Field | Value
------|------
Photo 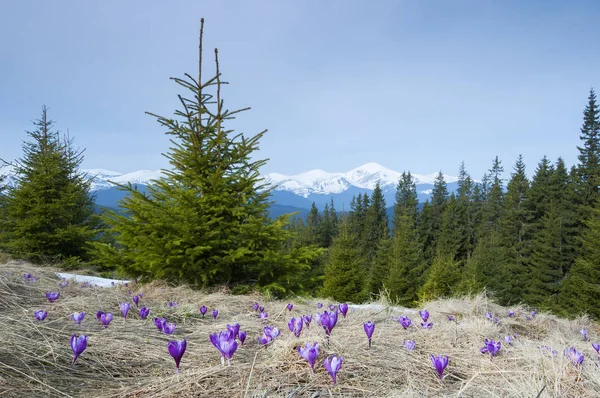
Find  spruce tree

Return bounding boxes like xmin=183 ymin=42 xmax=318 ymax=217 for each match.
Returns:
xmin=321 ymin=216 xmax=367 ymax=302
xmin=306 ymin=202 xmax=321 ymax=246
xmin=89 ymin=21 xmax=320 ymax=294
xmin=455 ymin=162 xmax=475 ymax=261
xmin=419 ymin=171 xmax=448 ymax=262
xmin=392 ymin=171 xmax=418 ymax=233
xmin=558 ymin=206 xmax=600 ymax=318
xmin=364 ymin=182 xmax=389 ymax=261
xmin=496 ymin=155 xmax=532 ymax=304
xmin=0 ymin=107 xmax=95 ymax=262
xmin=386 ymin=211 xmax=424 ymax=306
xmin=419 ymin=195 xmax=462 ymax=300
xmin=575 ymin=88 xmax=600 ymax=209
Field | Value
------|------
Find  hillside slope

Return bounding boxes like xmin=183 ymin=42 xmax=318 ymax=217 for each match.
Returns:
xmin=1 ymin=261 xmax=599 ymax=397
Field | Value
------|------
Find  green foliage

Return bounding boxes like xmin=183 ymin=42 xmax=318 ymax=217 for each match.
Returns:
xmin=89 ymin=23 xmax=320 ymax=296
xmin=558 ymin=207 xmax=600 ymax=318
xmin=321 ymin=217 xmax=367 ymax=303
xmin=0 ymin=107 xmax=96 ymax=263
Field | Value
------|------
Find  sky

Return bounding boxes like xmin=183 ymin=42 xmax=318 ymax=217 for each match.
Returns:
xmin=1 ymin=0 xmax=599 ymax=180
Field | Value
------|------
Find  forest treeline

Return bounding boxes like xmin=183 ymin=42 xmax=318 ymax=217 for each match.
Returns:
xmin=0 ymin=24 xmax=599 ymax=317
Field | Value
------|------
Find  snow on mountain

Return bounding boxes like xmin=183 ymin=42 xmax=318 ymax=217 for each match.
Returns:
xmin=263 ymin=162 xmax=458 ymax=197
xmin=2 ymin=163 xmax=459 ymax=198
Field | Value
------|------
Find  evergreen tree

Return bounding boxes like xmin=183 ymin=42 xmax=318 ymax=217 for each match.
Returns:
xmin=306 ymin=202 xmax=321 ymax=246
xmin=496 ymin=155 xmax=532 ymax=304
xmin=364 ymin=182 xmax=389 ymax=261
xmin=575 ymin=88 xmax=600 ymax=208
xmin=322 ymin=216 xmax=367 ymax=302
xmin=478 ymin=157 xmax=504 ymax=236
xmin=329 ymin=198 xmax=339 ymax=237
xmin=558 ymin=206 xmax=600 ymax=318
xmin=529 ymin=156 xmax=553 ymax=224
xmin=392 ymin=171 xmax=418 ymax=233
xmin=419 ymin=195 xmax=462 ymax=300
xmin=386 ymin=211 xmax=424 ymax=306
xmin=527 ymin=158 xmax=579 ymax=308
xmin=89 ymin=21 xmax=320 ymax=295
xmin=419 ymin=171 xmax=448 ymax=262
xmin=0 ymin=107 xmax=95 ymax=262
xmin=455 ymin=162 xmax=475 ymax=261
xmin=367 ymin=234 xmax=392 ymax=296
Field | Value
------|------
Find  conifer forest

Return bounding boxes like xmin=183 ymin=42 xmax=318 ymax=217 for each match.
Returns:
xmin=1 ymin=19 xmax=600 ymax=322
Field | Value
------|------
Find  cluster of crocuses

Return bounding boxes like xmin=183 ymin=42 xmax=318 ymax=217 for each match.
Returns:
xmin=209 ymin=324 xmax=246 ymax=366
xmin=297 ymin=341 xmax=343 ymax=384
xmin=258 ymin=325 xmax=280 ymax=346
xmin=154 ymin=317 xmax=177 ymax=334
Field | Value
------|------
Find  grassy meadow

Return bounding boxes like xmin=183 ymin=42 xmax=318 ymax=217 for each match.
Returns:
xmin=1 ymin=259 xmax=600 ymax=397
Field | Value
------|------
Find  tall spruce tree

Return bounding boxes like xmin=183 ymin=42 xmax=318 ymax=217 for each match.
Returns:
xmin=0 ymin=107 xmax=95 ymax=262
xmin=392 ymin=171 xmax=418 ymax=233
xmin=419 ymin=171 xmax=448 ymax=262
xmin=89 ymin=21 xmax=319 ymax=295
xmin=558 ymin=206 xmax=600 ymax=318
xmin=322 ymin=216 xmax=367 ymax=302
xmin=496 ymin=155 xmax=532 ymax=304
xmin=576 ymin=88 xmax=600 ymax=209
xmin=364 ymin=183 xmax=389 ymax=260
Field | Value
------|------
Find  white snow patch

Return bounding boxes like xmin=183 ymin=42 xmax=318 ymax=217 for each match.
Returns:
xmin=56 ymin=272 xmax=130 ymax=288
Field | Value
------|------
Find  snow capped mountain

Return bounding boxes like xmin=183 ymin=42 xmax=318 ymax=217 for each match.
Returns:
xmin=263 ymin=162 xmax=458 ymax=198
xmin=2 ymin=163 xmax=459 ymax=199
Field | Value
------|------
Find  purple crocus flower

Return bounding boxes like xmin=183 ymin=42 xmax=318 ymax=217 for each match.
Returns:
xmin=264 ymin=326 xmax=280 ymax=339
xmin=23 ymin=273 xmax=39 ymax=283
xmin=227 ymin=323 xmax=240 ymax=339
xmin=531 ymin=310 xmax=537 ymax=317
xmin=398 ymin=316 xmax=411 ymax=329
xmin=581 ymin=329 xmax=588 ymax=341
xmin=565 ymin=347 xmax=584 ymax=366
xmin=480 ymin=339 xmax=501 ymax=358
xmin=70 ymin=312 xmax=85 ymax=325
xmin=504 ymin=335 xmax=513 ymax=344
xmin=259 ymin=306 xmax=265 ymax=312
xmin=163 ymin=323 xmax=177 ymax=335
xmin=404 ymin=340 xmax=416 ymax=351
xmin=139 ymin=306 xmax=150 ymax=320
xmin=324 ymin=355 xmax=343 ymax=385
xmin=138 ymin=292 xmax=143 ymax=298
xmin=212 ymin=309 xmax=218 ymax=319
xmin=339 ymin=303 xmax=348 ymax=318
xmin=96 ymin=310 xmax=105 ymax=320
xmin=199 ymin=305 xmax=207 ymax=318
xmin=364 ymin=321 xmax=375 ymax=347
xmin=507 ymin=310 xmax=515 ymax=317
xmin=287 ymin=303 xmax=293 ymax=311
xmin=288 ymin=317 xmax=303 ymax=338
xmin=303 ymin=314 xmax=312 ymax=328
xmin=209 ymin=330 xmax=238 ymax=365
xmin=321 ymin=311 xmax=338 ymax=336
xmin=168 ymin=339 xmax=187 ymax=373
xmin=167 ymin=301 xmax=178 ymax=308
xmin=430 ymin=355 xmax=449 ymax=380
xmin=34 ymin=310 xmax=47 ymax=321
xmin=58 ymin=279 xmax=68 ymax=288
xmin=132 ymin=295 xmax=140 ymax=307
xmin=154 ymin=317 xmax=166 ymax=332
xmin=70 ymin=334 xmax=88 ymax=365
xmin=252 ymin=302 xmax=259 ymax=311
xmin=419 ymin=310 xmax=429 ymax=322
xmin=259 ymin=311 xmax=269 ymax=320
xmin=45 ymin=292 xmax=60 ymax=303
xmin=298 ymin=342 xmax=320 ymax=373
xmin=258 ymin=334 xmax=271 ymax=346
xmin=239 ymin=331 xmax=247 ymax=345
xmin=421 ymin=322 xmax=433 ymax=329
xmin=447 ymin=315 xmax=455 ymax=321
xmin=485 ymin=312 xmax=493 ymax=321
xmin=120 ymin=302 xmax=130 ymax=319
xmin=593 ymin=343 xmax=600 ymax=354
xmin=99 ymin=313 xmax=113 ymax=328
xmin=317 ymin=303 xmax=323 ymax=309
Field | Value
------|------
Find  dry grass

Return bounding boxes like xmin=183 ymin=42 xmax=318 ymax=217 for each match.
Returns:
xmin=1 ymin=261 xmax=600 ymax=397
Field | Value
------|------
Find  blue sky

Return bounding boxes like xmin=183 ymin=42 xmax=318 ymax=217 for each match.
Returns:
xmin=1 ymin=0 xmax=599 ymax=179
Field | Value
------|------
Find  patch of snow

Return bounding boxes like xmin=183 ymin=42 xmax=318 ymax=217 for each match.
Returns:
xmin=56 ymin=272 xmax=130 ymax=288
